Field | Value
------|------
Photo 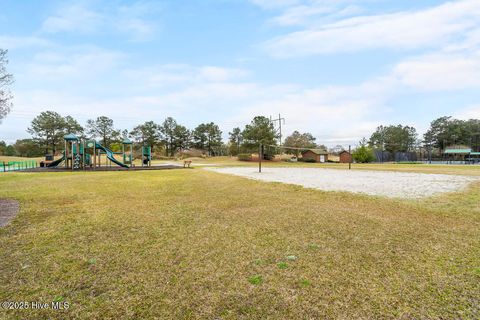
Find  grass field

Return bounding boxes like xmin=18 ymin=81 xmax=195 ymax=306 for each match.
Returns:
xmin=1 ymin=163 xmax=479 ymax=319
xmin=0 ymin=156 xmax=44 ymax=163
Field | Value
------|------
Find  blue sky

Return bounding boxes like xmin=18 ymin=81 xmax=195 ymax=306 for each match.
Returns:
xmin=1 ymin=0 xmax=479 ymax=146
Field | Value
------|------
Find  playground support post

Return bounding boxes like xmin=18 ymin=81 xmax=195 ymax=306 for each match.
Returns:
xmin=93 ymin=143 xmax=96 ymax=170
xmin=71 ymin=141 xmax=74 ymax=171
xmin=64 ymin=139 xmax=68 ymax=169
xmin=82 ymin=140 xmax=85 ymax=170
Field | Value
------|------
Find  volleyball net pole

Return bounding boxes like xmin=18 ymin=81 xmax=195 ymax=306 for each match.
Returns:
xmin=258 ymin=143 xmax=262 ymax=173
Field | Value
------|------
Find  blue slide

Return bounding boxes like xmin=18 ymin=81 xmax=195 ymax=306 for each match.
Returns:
xmin=95 ymin=143 xmax=129 ymax=168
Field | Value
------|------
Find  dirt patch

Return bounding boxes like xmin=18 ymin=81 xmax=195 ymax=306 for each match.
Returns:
xmin=0 ymin=199 xmax=20 ymax=227
xmin=205 ymin=167 xmax=478 ymax=199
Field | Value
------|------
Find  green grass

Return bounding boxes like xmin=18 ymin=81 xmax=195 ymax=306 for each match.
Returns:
xmin=0 ymin=156 xmax=44 ymax=163
xmin=0 ymin=166 xmax=479 ymax=319
xmin=248 ymin=275 xmax=263 ymax=285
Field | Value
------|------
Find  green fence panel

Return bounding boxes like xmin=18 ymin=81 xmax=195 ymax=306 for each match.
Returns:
xmin=0 ymin=160 xmax=37 ymax=172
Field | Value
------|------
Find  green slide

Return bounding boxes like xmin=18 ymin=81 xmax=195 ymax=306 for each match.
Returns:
xmin=47 ymin=154 xmax=65 ymax=167
xmin=95 ymin=143 xmax=129 ymax=168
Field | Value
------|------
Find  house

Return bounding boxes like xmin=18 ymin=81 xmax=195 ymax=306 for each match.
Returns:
xmin=301 ymin=149 xmax=328 ymax=163
xmin=339 ymin=150 xmax=352 ymax=163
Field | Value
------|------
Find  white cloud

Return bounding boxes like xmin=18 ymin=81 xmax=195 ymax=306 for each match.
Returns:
xmin=23 ymin=46 xmax=125 ymax=80
xmin=199 ymin=66 xmax=248 ymax=82
xmin=393 ymin=51 xmax=480 ymax=91
xmin=227 ymin=77 xmax=395 ymax=144
xmin=263 ymin=0 xmax=480 ymax=57
xmin=40 ymin=2 xmax=158 ymax=41
xmin=116 ymin=2 xmax=159 ymax=41
xmin=0 ymin=36 xmax=51 ymax=49
xmin=269 ymin=1 xmax=364 ymax=27
xmin=41 ymin=4 xmax=103 ymax=34
xmin=270 ymin=4 xmax=335 ymax=26
xmin=249 ymin=0 xmax=301 ymax=10
xmin=123 ymin=64 xmax=249 ymax=88
xmin=455 ymin=105 xmax=480 ymax=120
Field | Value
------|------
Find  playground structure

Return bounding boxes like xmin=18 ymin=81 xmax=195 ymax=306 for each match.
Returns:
xmin=122 ymin=138 xmax=134 ymax=166
xmin=0 ymin=134 xmax=185 ymax=173
xmin=142 ymin=146 xmax=152 ymax=167
xmin=45 ymin=134 xmax=148 ymax=170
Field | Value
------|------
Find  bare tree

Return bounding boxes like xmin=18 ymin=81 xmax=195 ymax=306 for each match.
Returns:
xmin=86 ymin=116 xmax=120 ymax=147
xmin=0 ymin=49 xmax=13 ymax=122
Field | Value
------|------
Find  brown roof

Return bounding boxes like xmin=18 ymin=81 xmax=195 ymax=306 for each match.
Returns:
xmin=301 ymin=149 xmax=328 ymax=155
xmin=339 ymin=150 xmax=351 ymax=155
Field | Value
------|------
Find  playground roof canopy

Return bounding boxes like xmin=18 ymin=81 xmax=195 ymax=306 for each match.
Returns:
xmin=444 ymin=148 xmax=472 ymax=154
xmin=122 ymin=138 xmax=133 ymax=145
xmin=64 ymin=133 xmax=79 ymax=141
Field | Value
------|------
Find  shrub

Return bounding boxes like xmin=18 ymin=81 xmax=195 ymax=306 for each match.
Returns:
xmin=238 ymin=153 xmax=252 ymax=161
xmin=353 ymin=145 xmax=375 ymax=163
xmin=299 ymin=158 xmax=316 ymax=163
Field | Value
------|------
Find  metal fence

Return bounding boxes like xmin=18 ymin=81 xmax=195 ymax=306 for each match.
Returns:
xmin=370 ymin=149 xmax=480 ymax=164
xmin=1 ymin=161 xmax=37 ymax=172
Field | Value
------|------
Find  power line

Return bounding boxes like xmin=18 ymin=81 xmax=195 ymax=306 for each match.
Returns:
xmin=269 ymin=114 xmax=285 ymax=145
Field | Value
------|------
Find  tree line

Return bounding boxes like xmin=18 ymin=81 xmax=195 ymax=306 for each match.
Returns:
xmin=352 ymin=117 xmax=480 ymax=162
xmin=1 ymin=110 xmax=479 ymax=161
xmin=14 ymin=111 xmax=223 ymax=157
xmin=1 ymin=113 xmax=323 ymax=158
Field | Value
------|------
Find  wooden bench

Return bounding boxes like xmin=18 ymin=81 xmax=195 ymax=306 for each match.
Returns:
xmin=183 ymin=160 xmax=192 ymax=168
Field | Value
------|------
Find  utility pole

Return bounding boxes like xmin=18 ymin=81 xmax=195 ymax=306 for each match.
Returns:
xmin=270 ymin=114 xmax=285 ymax=145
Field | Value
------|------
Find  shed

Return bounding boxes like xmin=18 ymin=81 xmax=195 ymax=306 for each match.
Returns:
xmin=301 ymin=149 xmax=328 ymax=163
xmin=339 ymin=150 xmax=352 ymax=163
